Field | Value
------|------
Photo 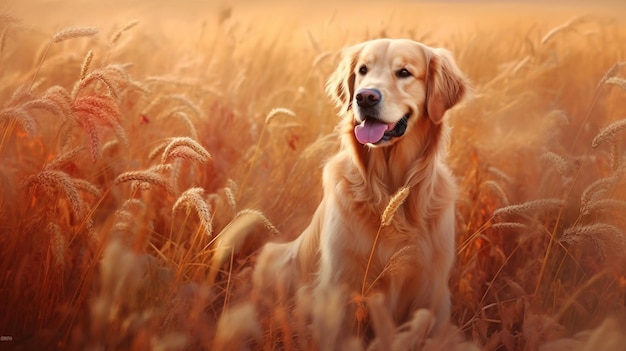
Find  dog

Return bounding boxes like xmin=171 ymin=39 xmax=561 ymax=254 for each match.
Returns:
xmin=253 ymin=38 xmax=469 ymax=344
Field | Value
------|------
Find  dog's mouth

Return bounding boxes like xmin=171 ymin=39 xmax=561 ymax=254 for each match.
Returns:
xmin=354 ymin=112 xmax=410 ymax=145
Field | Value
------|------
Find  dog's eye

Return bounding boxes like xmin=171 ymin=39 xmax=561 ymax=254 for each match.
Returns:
xmin=397 ymin=68 xmax=412 ymax=78
xmin=358 ymin=65 xmax=368 ymax=75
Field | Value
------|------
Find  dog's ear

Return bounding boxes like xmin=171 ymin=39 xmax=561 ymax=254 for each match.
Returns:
xmin=425 ymin=48 xmax=469 ymax=124
xmin=326 ymin=44 xmax=363 ymax=114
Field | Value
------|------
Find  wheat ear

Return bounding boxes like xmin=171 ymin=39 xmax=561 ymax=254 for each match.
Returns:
xmin=0 ymin=107 xmax=38 ymax=137
xmin=592 ymin=118 xmax=626 ymax=148
xmin=265 ymin=107 xmax=296 ymax=124
xmin=115 ymin=170 xmax=176 ymax=195
xmin=487 ymin=167 xmax=513 ymax=184
xmin=27 ymin=170 xmax=84 ymax=219
xmin=561 ymin=223 xmax=626 ymax=263
xmin=580 ymin=176 xmax=616 ymax=211
xmin=368 ymin=245 xmax=417 ymax=294
xmin=52 ymin=26 xmax=98 ymax=43
xmin=381 ymin=187 xmax=410 ymax=226
xmin=361 ymin=186 xmax=411 ymax=307
xmin=30 ymin=27 xmax=99 ymax=89
xmin=80 ymin=50 xmax=94 ymax=81
xmin=483 ymin=180 xmax=510 ymax=206
xmin=44 ymin=147 xmax=85 ymax=170
xmin=172 ymin=187 xmax=213 ymax=237
xmin=581 ymin=199 xmax=626 ymax=216
xmin=160 ymin=137 xmax=211 ymax=164
xmin=540 ymin=16 xmax=588 ymax=47
xmin=110 ymin=20 xmax=139 ymax=45
xmin=493 ymin=198 xmax=565 ymax=220
xmin=541 ymin=151 xmax=571 ymax=178
xmin=604 ymin=77 xmax=626 ymax=91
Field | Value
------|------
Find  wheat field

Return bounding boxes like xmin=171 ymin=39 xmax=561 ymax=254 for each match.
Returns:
xmin=1 ymin=0 xmax=626 ymax=350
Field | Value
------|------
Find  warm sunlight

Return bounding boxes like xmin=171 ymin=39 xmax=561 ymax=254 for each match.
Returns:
xmin=1 ymin=1 xmax=626 ymax=350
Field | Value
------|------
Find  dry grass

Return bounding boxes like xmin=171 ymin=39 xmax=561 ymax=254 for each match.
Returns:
xmin=1 ymin=0 xmax=626 ymax=350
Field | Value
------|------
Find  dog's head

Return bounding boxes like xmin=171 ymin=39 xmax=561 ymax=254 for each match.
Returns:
xmin=326 ymin=39 xmax=469 ymax=149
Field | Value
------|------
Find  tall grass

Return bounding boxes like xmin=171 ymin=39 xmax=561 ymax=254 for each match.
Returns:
xmin=1 ymin=1 xmax=626 ymax=350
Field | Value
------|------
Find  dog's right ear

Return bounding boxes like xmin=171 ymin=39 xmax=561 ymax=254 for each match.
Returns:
xmin=326 ymin=44 xmax=363 ymax=114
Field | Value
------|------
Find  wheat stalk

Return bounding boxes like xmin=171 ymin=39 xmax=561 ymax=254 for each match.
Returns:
xmin=27 ymin=170 xmax=84 ymax=219
xmin=360 ymin=186 xmax=411 ymax=310
xmin=169 ymin=95 xmax=203 ymax=118
xmin=172 ymin=187 xmax=213 ymax=237
xmin=592 ymin=118 xmax=626 ymax=148
xmin=42 ymin=86 xmax=73 ymax=121
xmin=148 ymin=142 xmax=168 ymax=161
xmin=52 ymin=26 xmax=98 ymax=43
xmin=110 ymin=20 xmax=139 ymax=45
xmin=80 ymin=50 xmax=94 ymax=81
xmin=115 ymin=170 xmax=176 ymax=195
xmin=76 ymin=110 xmax=100 ymax=161
xmin=164 ymin=146 xmax=208 ymax=164
xmin=72 ymin=64 xmax=134 ymax=101
xmin=265 ymin=107 xmax=296 ymax=124
xmin=598 ymin=62 xmax=625 ymax=87
xmin=482 ymin=180 xmax=510 ymax=206
xmin=370 ymin=245 xmax=417 ymax=293
xmin=561 ymin=223 xmax=626 ymax=263
xmin=73 ymin=178 xmax=103 ymax=199
xmin=170 ymin=110 xmax=198 ymax=140
xmin=580 ymin=176 xmax=616 ymax=211
xmin=0 ymin=107 xmax=38 ymax=137
xmin=487 ymin=167 xmax=513 ymax=184
xmin=540 ymin=16 xmax=588 ymax=47
xmin=381 ymin=187 xmax=410 ymax=226
xmin=581 ymin=199 xmax=626 ymax=216
xmin=491 ymin=222 xmax=528 ymax=230
xmin=29 ymin=27 xmax=99 ymax=90
xmin=76 ymin=72 xmax=120 ymax=100
xmin=236 ymin=209 xmax=279 ymax=235
xmin=604 ymin=76 xmax=626 ymax=91
xmin=224 ymin=187 xmax=237 ymax=212
xmin=72 ymin=95 xmax=128 ymax=153
xmin=541 ymin=151 xmax=571 ymax=179
xmin=610 ymin=142 xmax=622 ymax=171
xmin=493 ymin=198 xmax=565 ymax=220
xmin=160 ymin=137 xmax=211 ymax=164
xmin=22 ymin=98 xmax=64 ymax=119
xmin=44 ymin=147 xmax=85 ymax=170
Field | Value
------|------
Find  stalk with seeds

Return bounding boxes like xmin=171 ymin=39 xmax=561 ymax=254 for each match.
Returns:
xmin=361 ymin=187 xmax=410 ymax=297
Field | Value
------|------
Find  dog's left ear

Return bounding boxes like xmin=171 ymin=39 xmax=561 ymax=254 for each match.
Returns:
xmin=425 ymin=48 xmax=470 ymax=124
xmin=326 ymin=44 xmax=363 ymax=114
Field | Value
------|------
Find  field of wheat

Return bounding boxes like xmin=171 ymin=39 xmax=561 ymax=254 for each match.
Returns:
xmin=1 ymin=0 xmax=626 ymax=350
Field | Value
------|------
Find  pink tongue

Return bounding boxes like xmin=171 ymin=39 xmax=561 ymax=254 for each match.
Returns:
xmin=354 ymin=119 xmax=388 ymax=144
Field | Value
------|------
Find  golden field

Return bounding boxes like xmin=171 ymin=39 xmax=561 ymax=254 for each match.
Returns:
xmin=1 ymin=0 xmax=626 ymax=349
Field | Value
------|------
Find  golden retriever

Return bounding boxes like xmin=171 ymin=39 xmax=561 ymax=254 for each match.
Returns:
xmin=253 ymin=38 xmax=469 ymax=343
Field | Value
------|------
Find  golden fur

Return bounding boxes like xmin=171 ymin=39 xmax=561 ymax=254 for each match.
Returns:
xmin=253 ymin=38 xmax=469 ymax=342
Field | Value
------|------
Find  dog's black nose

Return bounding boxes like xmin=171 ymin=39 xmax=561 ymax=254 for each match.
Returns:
xmin=355 ymin=88 xmax=381 ymax=108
